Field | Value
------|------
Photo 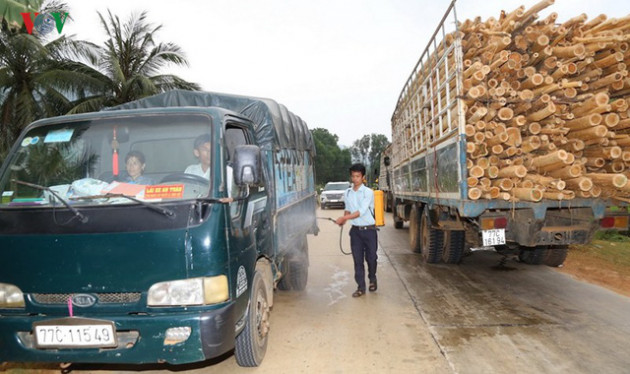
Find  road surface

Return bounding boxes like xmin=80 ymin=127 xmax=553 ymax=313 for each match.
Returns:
xmin=4 ymin=208 xmax=630 ymax=373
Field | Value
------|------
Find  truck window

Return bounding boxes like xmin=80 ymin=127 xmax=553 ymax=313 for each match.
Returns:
xmin=0 ymin=113 xmax=214 ymax=207
xmin=225 ymin=126 xmax=248 ymax=162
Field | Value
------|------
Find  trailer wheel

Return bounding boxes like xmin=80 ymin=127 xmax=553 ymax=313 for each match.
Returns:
xmin=518 ymin=246 xmax=546 ymax=265
xmin=409 ymin=206 xmax=422 ymax=253
xmin=543 ymin=245 xmax=569 ymax=267
xmin=277 ymin=238 xmax=309 ymax=291
xmin=443 ymin=230 xmax=465 ymax=264
xmin=235 ymin=271 xmax=270 ymax=367
xmin=393 ymin=201 xmax=404 ymax=229
xmin=420 ymin=207 xmax=444 ymax=263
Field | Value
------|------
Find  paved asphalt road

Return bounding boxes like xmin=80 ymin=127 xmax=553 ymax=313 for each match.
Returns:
xmin=5 ymin=208 xmax=630 ymax=373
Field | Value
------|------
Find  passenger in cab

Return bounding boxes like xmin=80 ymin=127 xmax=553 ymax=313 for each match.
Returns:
xmin=124 ymin=151 xmax=154 ymax=185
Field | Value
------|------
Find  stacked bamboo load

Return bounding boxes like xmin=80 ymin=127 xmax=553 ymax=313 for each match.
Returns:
xmin=409 ymin=0 xmax=630 ymax=201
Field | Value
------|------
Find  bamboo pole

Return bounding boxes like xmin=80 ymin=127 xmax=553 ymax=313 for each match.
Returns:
xmin=468 ymin=187 xmax=482 ymax=200
xmin=583 ymin=146 xmax=622 ymax=159
xmin=566 ymin=125 xmax=608 ymax=140
xmin=512 ymin=187 xmax=544 ymax=202
xmin=585 ymin=173 xmax=628 ymax=188
xmin=498 ymin=165 xmax=528 ymax=178
xmin=565 ymin=177 xmax=594 ymax=191
xmin=528 ymin=150 xmax=569 ymax=168
xmin=547 ymin=164 xmax=583 ymax=179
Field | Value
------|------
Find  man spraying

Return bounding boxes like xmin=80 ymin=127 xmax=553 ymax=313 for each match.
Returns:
xmin=335 ymin=163 xmax=378 ymax=297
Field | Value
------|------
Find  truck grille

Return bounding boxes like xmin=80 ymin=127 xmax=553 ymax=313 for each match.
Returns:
xmin=327 ymin=193 xmax=343 ymax=200
xmin=31 ymin=293 xmax=142 ymax=305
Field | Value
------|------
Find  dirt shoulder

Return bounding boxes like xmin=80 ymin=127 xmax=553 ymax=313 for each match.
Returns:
xmin=557 ymin=238 xmax=630 ymax=298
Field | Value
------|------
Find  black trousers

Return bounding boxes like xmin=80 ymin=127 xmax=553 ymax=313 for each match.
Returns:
xmin=349 ymin=226 xmax=378 ymax=291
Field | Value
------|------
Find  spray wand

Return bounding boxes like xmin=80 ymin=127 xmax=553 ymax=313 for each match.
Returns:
xmin=317 ymin=217 xmax=352 ymax=255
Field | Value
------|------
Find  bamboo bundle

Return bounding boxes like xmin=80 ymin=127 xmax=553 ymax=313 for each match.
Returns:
xmin=392 ymin=1 xmax=630 ymax=200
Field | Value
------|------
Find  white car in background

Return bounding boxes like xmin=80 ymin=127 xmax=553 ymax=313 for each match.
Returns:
xmin=320 ymin=181 xmax=351 ymax=209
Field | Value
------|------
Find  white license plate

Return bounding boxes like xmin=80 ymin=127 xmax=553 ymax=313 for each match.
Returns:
xmin=482 ymin=229 xmax=506 ymax=246
xmin=34 ymin=318 xmax=117 ymax=348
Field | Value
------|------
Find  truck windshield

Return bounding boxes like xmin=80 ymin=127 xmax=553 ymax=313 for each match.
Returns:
xmin=0 ymin=113 xmax=213 ymax=208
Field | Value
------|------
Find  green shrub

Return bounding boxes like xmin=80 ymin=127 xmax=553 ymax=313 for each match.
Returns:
xmin=594 ymin=230 xmax=630 ymax=242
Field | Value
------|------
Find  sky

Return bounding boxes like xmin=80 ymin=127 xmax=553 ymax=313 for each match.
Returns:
xmin=55 ymin=0 xmax=628 ymax=147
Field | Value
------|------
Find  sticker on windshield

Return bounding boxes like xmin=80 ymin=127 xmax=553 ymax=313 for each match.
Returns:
xmin=236 ymin=266 xmax=247 ymax=298
xmin=2 ymin=191 xmax=14 ymax=203
xmin=144 ymin=184 xmax=184 ymax=199
xmin=21 ymin=137 xmax=32 ymax=147
xmin=44 ymin=128 xmax=74 ymax=143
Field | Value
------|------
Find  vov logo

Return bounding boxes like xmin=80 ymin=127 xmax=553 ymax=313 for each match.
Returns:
xmin=20 ymin=12 xmax=69 ymax=36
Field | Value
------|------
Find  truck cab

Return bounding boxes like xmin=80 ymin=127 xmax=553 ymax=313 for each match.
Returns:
xmin=0 ymin=103 xmax=283 ymax=365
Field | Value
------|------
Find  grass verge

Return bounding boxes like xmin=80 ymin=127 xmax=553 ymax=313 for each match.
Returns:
xmin=558 ymin=231 xmax=630 ymax=297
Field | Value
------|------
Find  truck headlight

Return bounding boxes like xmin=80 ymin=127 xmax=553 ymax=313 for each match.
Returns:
xmin=0 ymin=283 xmax=25 ymax=308
xmin=147 ymin=276 xmax=229 ymax=307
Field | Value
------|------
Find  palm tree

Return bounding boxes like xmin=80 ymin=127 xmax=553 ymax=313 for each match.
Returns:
xmin=69 ymin=10 xmax=200 ymax=113
xmin=0 ymin=2 xmax=100 ymax=156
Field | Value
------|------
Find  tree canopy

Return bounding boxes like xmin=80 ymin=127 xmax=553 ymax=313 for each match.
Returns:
xmin=0 ymin=1 xmax=99 ymax=156
xmin=68 ymin=10 xmax=200 ymax=114
xmin=0 ymin=4 xmax=200 ymax=159
xmin=350 ymin=133 xmax=390 ymax=184
xmin=311 ymin=128 xmax=351 ymax=186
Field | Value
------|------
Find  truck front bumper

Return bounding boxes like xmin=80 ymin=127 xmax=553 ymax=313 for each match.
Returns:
xmin=0 ymin=303 xmax=235 ymax=365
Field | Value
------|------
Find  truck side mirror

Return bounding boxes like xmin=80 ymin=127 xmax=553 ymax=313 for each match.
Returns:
xmin=233 ymin=145 xmax=261 ymax=186
xmin=384 ymin=156 xmax=391 ymax=166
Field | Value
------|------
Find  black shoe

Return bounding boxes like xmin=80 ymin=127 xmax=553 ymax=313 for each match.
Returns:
xmin=369 ymin=281 xmax=377 ymax=292
xmin=352 ymin=289 xmax=365 ymax=297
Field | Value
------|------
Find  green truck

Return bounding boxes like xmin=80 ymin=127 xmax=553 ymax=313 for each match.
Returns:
xmin=0 ymin=90 xmax=318 ymax=366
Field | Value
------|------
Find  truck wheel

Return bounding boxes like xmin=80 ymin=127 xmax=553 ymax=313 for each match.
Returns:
xmin=409 ymin=206 xmax=422 ymax=253
xmin=277 ymin=238 xmax=309 ymax=291
xmin=443 ymin=230 xmax=465 ymax=264
xmin=518 ymin=246 xmax=546 ymax=265
xmin=420 ymin=207 xmax=444 ymax=263
xmin=235 ymin=271 xmax=270 ymax=367
xmin=393 ymin=201 xmax=404 ymax=229
xmin=278 ymin=258 xmax=308 ymax=291
xmin=543 ymin=245 xmax=569 ymax=267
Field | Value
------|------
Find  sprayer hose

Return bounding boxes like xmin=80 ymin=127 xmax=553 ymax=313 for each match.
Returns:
xmin=317 ymin=217 xmax=352 ymax=255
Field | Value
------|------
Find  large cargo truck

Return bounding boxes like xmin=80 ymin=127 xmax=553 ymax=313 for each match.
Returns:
xmin=389 ymin=1 xmax=630 ymax=266
xmin=0 ymin=90 xmax=318 ymax=366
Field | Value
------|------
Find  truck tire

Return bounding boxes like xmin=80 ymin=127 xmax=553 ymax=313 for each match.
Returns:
xmin=543 ymin=245 xmax=569 ymax=267
xmin=443 ymin=230 xmax=465 ymax=264
xmin=518 ymin=246 xmax=546 ymax=265
xmin=393 ymin=201 xmax=404 ymax=229
xmin=420 ymin=207 xmax=444 ymax=263
xmin=277 ymin=238 xmax=309 ymax=291
xmin=235 ymin=271 xmax=270 ymax=367
xmin=278 ymin=258 xmax=308 ymax=291
xmin=409 ymin=206 xmax=422 ymax=253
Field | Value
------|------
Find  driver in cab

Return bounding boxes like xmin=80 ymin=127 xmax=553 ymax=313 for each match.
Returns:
xmin=185 ymin=134 xmax=211 ymax=179
xmin=185 ymin=134 xmax=233 ymax=203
